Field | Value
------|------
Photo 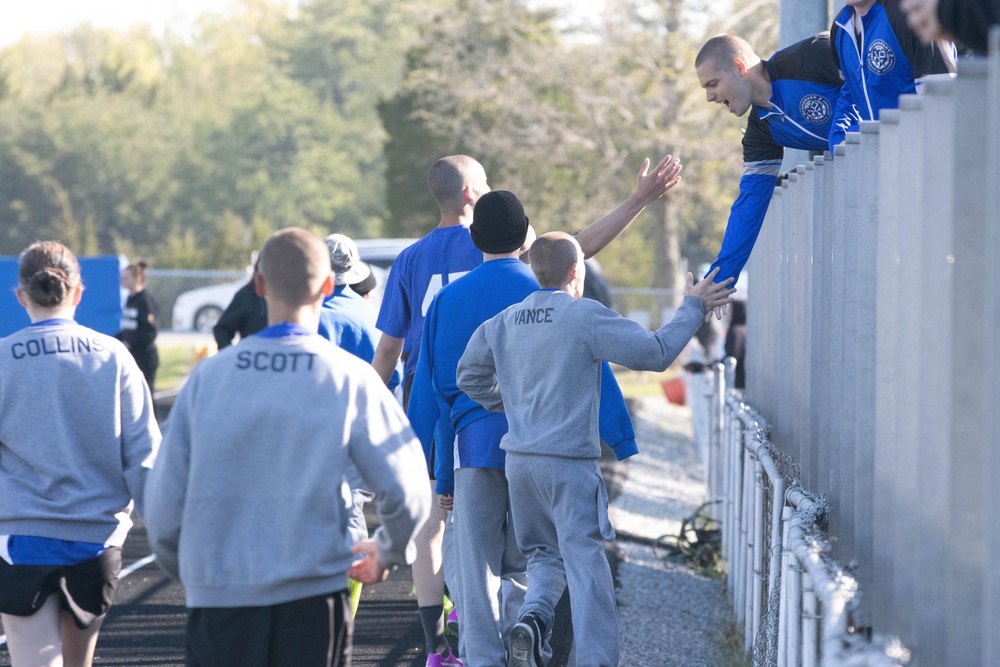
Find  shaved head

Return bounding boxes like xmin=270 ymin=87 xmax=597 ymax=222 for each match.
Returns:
xmin=257 ymin=227 xmax=331 ymax=308
xmin=428 ymin=155 xmax=488 ymax=213
xmin=529 ymin=232 xmax=582 ymax=288
xmin=695 ymin=34 xmax=760 ymax=72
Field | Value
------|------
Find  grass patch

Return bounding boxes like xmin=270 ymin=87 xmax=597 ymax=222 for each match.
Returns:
xmin=717 ymin=617 xmax=752 ymax=667
xmin=157 ymin=344 xmax=199 ymax=392
xmin=610 ymin=365 xmax=681 ymax=400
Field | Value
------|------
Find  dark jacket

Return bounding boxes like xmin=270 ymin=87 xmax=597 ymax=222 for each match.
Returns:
xmin=117 ymin=290 xmax=158 ymax=352
xmin=938 ymin=0 xmax=1000 ymax=53
xmin=116 ymin=290 xmax=160 ymax=383
xmin=213 ymin=281 xmax=268 ymax=350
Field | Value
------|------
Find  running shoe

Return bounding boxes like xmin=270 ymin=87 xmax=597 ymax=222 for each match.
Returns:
xmin=446 ymin=607 xmax=460 ymax=636
xmin=509 ymin=612 xmax=545 ymax=667
xmin=426 ymin=647 xmax=464 ymax=667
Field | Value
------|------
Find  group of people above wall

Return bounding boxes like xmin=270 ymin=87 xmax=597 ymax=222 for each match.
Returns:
xmin=694 ymin=0 xmax=976 ymax=292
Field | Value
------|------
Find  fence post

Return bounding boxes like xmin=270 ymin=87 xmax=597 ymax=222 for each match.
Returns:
xmin=809 ymin=154 xmax=832 ymax=497
xmin=836 ymin=136 xmax=862 ymax=569
xmin=888 ymin=94 xmax=925 ymax=650
xmin=984 ymin=27 xmax=1000 ymax=667
xmin=911 ymin=78 xmax=956 ymax=667
xmin=825 ymin=143 xmax=848 ymax=558
xmin=775 ymin=172 xmax=792 ymax=465
xmin=852 ymin=120 xmax=881 ymax=631
xmin=938 ymin=60 xmax=992 ymax=666
xmin=872 ymin=107 xmax=901 ymax=636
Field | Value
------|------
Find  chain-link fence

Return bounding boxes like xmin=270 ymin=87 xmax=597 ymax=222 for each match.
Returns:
xmin=695 ymin=362 xmax=910 ymax=667
xmin=146 ymin=269 xmax=249 ymax=332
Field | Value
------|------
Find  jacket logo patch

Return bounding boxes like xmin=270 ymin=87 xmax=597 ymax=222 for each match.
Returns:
xmin=799 ymin=94 xmax=832 ymax=124
xmin=867 ymin=39 xmax=896 ymax=74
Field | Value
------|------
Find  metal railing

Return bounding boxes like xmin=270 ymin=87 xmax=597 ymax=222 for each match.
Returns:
xmin=701 ymin=364 xmax=910 ymax=667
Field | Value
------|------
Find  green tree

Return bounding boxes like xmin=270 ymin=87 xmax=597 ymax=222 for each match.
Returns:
xmin=380 ymin=0 xmax=778 ymax=289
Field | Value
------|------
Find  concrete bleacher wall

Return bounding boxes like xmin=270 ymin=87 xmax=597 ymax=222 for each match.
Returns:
xmin=739 ymin=30 xmax=1000 ymax=666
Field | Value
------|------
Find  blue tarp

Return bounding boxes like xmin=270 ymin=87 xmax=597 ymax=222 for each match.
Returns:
xmin=0 ymin=255 xmax=123 ymax=337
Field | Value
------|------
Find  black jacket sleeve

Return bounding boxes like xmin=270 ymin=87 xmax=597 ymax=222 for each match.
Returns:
xmin=885 ymin=0 xmax=954 ymax=76
xmin=937 ymin=0 xmax=1000 ymax=54
xmin=213 ymin=281 xmax=267 ymax=349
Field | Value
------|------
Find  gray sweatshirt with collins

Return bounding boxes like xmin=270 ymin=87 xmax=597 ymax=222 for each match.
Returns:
xmin=0 ymin=320 xmax=159 ymax=546
xmin=457 ymin=290 xmax=706 ymax=460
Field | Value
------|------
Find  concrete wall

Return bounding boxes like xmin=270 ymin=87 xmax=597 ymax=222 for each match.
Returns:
xmin=741 ymin=32 xmax=1000 ymax=665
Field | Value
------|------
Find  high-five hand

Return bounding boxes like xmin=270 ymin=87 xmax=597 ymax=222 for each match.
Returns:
xmin=633 ymin=154 xmax=683 ymax=206
xmin=685 ymin=267 xmax=736 ymax=314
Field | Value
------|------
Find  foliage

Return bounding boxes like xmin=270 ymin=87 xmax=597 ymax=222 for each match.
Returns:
xmin=0 ymin=0 xmax=430 ymax=266
xmin=380 ymin=0 xmax=778 ymax=287
xmin=0 ymin=0 xmax=777 ymax=283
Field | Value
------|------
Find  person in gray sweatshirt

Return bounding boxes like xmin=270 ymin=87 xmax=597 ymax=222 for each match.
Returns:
xmin=144 ymin=227 xmax=432 ymax=666
xmin=457 ymin=232 xmax=735 ymax=667
xmin=0 ymin=241 xmax=160 ymax=667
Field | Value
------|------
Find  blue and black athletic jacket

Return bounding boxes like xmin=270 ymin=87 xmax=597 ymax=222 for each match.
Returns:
xmin=830 ymin=0 xmax=953 ymax=151
xmin=709 ymin=34 xmax=842 ymax=286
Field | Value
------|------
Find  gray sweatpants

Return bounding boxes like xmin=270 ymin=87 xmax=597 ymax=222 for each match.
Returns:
xmin=454 ymin=467 xmax=527 ymax=666
xmin=506 ymin=454 xmax=619 ymax=667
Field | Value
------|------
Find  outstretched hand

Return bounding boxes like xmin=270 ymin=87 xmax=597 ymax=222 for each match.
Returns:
xmin=684 ymin=268 xmax=736 ymax=315
xmin=348 ymin=540 xmax=390 ymax=585
xmin=633 ymin=154 xmax=683 ymax=206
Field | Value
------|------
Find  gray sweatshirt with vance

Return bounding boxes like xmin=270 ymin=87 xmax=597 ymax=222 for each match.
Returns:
xmin=144 ymin=333 xmax=431 ymax=608
xmin=457 ymin=290 xmax=706 ymax=460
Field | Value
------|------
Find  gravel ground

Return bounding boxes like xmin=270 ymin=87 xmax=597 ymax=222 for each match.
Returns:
xmin=612 ymin=397 xmax=730 ymax=666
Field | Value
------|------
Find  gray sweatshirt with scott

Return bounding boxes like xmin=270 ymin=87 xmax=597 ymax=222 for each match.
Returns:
xmin=144 ymin=333 xmax=431 ymax=608
xmin=457 ymin=290 xmax=706 ymax=460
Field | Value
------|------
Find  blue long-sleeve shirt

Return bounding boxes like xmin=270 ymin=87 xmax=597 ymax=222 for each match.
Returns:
xmin=318 ymin=285 xmax=401 ymax=390
xmin=407 ymin=258 xmax=638 ymax=496
xmin=708 ymin=34 xmax=843 ymax=286
xmin=829 ymin=0 xmax=952 ymax=151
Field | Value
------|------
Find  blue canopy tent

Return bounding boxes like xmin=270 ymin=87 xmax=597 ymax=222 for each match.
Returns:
xmin=0 ymin=255 xmax=123 ymax=337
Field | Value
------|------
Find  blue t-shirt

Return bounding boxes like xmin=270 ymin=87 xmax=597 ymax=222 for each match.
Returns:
xmin=319 ymin=286 xmax=401 ymax=390
xmin=375 ymin=225 xmax=483 ymax=377
xmin=407 ymin=258 xmax=638 ymax=495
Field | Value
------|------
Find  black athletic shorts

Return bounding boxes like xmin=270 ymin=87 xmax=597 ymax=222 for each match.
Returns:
xmin=0 ymin=546 xmax=122 ymax=629
xmin=186 ymin=588 xmax=353 ymax=667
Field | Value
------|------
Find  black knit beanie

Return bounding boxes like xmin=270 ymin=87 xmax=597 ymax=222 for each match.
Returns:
xmin=470 ymin=190 xmax=529 ymax=254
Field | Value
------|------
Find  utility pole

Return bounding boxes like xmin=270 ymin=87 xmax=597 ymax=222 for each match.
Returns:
xmin=780 ymin=0 xmax=831 ymax=170
xmin=779 ymin=0 xmax=829 ymax=47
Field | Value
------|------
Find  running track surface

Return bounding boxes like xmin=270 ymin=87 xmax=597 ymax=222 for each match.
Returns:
xmin=0 ymin=390 xmax=594 ymax=665
xmin=0 ymin=514 xmax=580 ymax=666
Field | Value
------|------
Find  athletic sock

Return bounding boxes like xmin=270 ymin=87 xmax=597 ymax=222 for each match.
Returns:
xmin=418 ymin=604 xmax=446 ymax=655
xmin=347 ymin=579 xmax=363 ymax=618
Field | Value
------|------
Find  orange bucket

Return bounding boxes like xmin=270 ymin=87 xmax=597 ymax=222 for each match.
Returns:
xmin=661 ymin=377 xmax=686 ymax=405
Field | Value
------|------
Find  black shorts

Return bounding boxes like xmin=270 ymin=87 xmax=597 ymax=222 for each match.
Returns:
xmin=186 ymin=588 xmax=353 ymax=667
xmin=0 ymin=547 xmax=122 ymax=629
